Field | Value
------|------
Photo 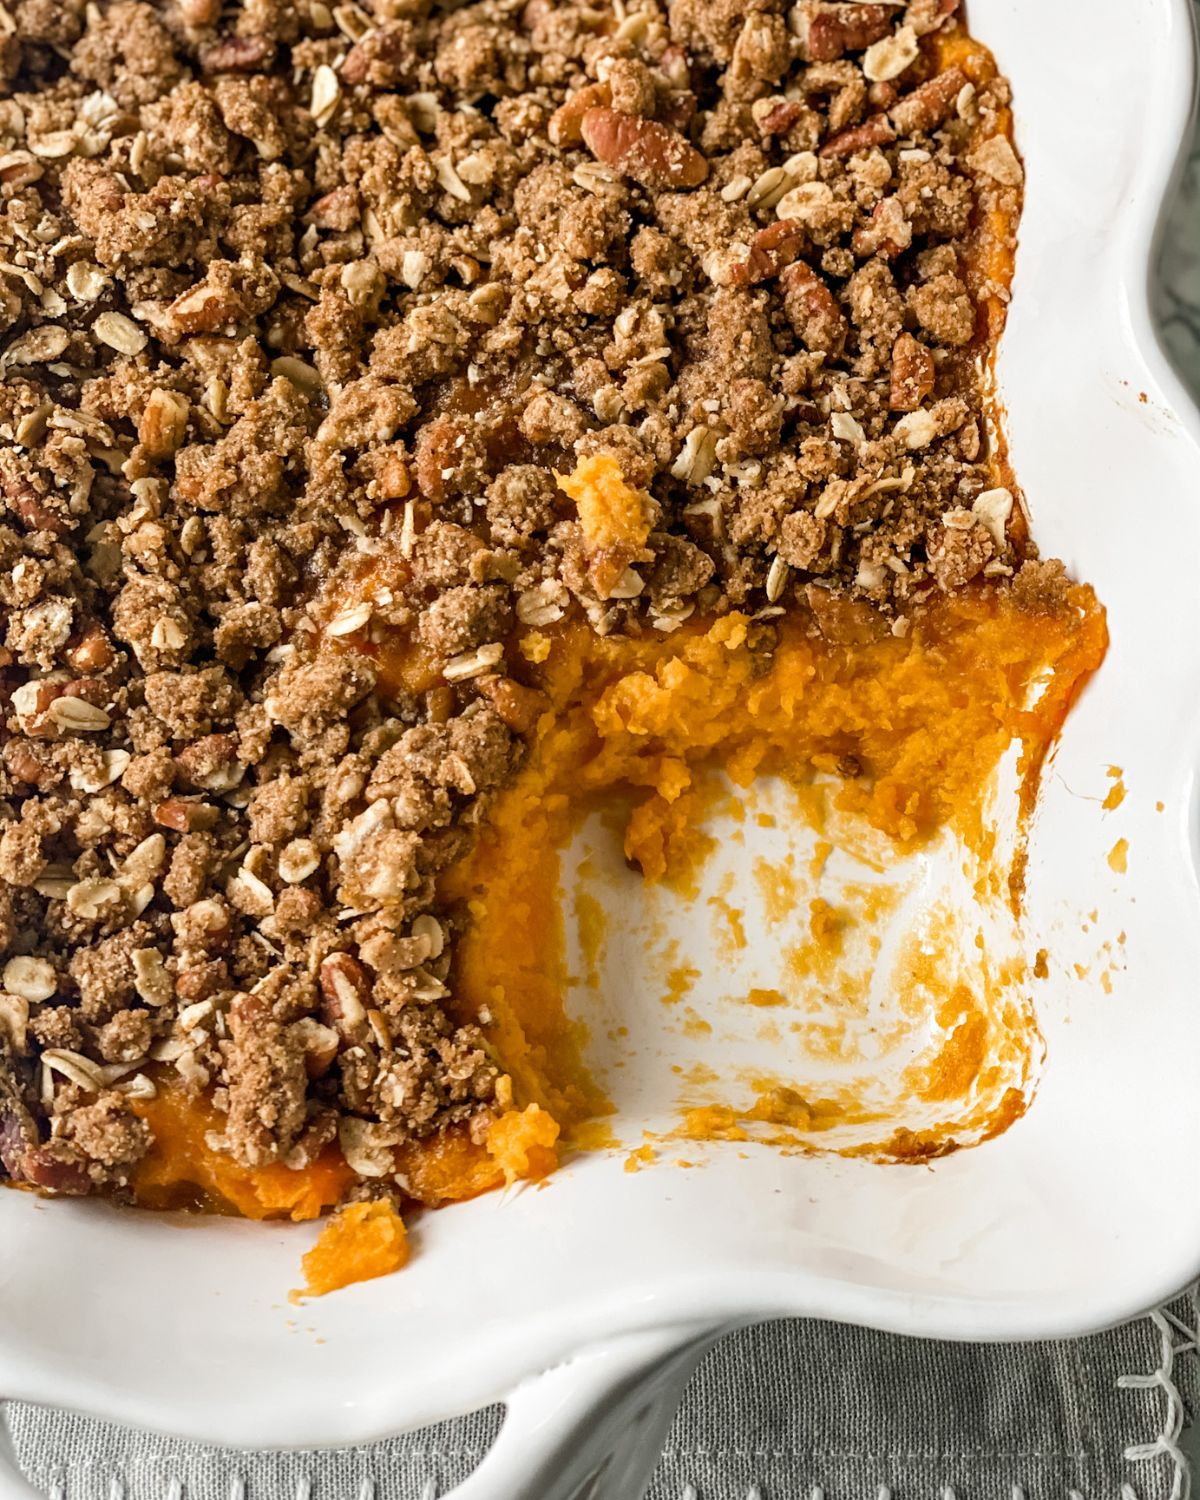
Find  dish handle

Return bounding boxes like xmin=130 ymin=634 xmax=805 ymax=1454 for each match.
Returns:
xmin=445 ymin=1320 xmax=724 ymax=1500
xmin=0 ymin=1322 xmax=724 ymax=1500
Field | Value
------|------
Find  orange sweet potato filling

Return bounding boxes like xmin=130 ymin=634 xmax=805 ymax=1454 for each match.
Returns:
xmin=438 ymin=585 xmax=1107 ymax=1130
xmin=133 ymin=1087 xmax=354 ymax=1221
xmin=294 ymin=1200 xmax=409 ymax=1300
xmin=132 ymin=1086 xmax=560 ymax=1221
xmin=556 ymin=452 xmax=654 ymax=598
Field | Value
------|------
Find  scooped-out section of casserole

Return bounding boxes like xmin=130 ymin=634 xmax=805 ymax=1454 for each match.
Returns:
xmin=0 ymin=0 xmax=1104 ymax=1297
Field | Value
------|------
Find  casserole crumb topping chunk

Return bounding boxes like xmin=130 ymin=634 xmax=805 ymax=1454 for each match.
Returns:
xmin=0 ymin=0 xmax=1104 ymax=1272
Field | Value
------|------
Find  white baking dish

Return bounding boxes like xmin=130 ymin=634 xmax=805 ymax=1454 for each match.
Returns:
xmin=2 ymin=3 xmax=1199 ymax=1497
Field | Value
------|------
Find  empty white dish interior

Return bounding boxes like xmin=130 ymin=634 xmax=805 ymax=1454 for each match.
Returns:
xmin=560 ymin=758 xmax=1037 ymax=1155
xmin=1 ymin=0 xmax=1198 ymax=1452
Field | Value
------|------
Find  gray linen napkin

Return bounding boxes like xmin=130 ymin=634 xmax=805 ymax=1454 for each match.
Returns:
xmin=11 ymin=1295 xmax=1200 ymax=1500
xmin=11 ymin=13 xmax=1200 ymax=1500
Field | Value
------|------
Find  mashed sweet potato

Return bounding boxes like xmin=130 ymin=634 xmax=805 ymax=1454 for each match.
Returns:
xmin=440 ymin=584 xmax=1106 ymax=1129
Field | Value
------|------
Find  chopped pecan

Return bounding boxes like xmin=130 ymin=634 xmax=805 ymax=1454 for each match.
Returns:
xmin=889 ymin=333 xmax=936 ymax=411
xmin=0 ymin=1086 xmax=90 ymax=1196
xmin=852 ymin=197 xmax=913 ymax=259
xmin=796 ymin=2 xmax=895 ymax=62
xmin=753 ymin=98 xmax=807 ymax=136
xmin=3 ymin=740 xmax=55 ymax=788
xmin=199 ymin=35 xmax=275 ymax=73
xmin=548 ymin=80 xmax=612 ymax=147
xmin=780 ymin=262 xmax=848 ymax=354
xmin=138 ymin=391 xmax=190 ymax=459
xmin=476 ymin=676 xmax=550 ymax=735
xmin=339 ymin=25 xmax=413 ymax=88
xmin=414 ymin=417 xmax=467 ymax=503
xmin=805 ymin=585 xmax=888 ymax=644
xmin=9 ymin=675 xmax=105 ymax=738
xmin=318 ymin=953 xmax=371 ymax=1042
xmin=63 ymin=622 xmax=116 ymax=676
xmin=2 ymin=472 xmax=68 ymax=536
xmin=889 ymin=67 xmax=968 ymax=134
xmin=819 ymin=112 xmax=895 ymax=158
xmin=906 ymin=0 xmax=961 ymax=35
xmin=167 ymin=282 xmax=245 ymax=335
xmin=580 ymin=107 xmax=708 ymax=190
xmin=61 ymin=676 xmax=108 ymax=707
xmin=0 ymin=1093 xmax=32 ymax=1183
xmin=3 ymin=1132 xmax=91 ymax=1194
xmin=292 ymin=1018 xmax=340 ymax=1080
xmin=9 ymin=678 xmax=67 ymax=737
xmin=154 ymin=798 xmax=219 ymax=833
xmin=175 ymin=734 xmax=241 ymax=791
xmin=729 ymin=220 xmax=810 ymax=287
xmin=18 ymin=1147 xmax=92 ymax=1194
xmin=175 ymin=962 xmax=227 ymax=1003
xmin=309 ymin=186 xmax=360 ymax=231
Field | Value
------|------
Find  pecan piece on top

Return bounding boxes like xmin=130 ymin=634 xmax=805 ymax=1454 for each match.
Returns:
xmin=820 ymin=112 xmax=896 ymax=159
xmin=167 ymin=281 xmax=245 ymax=335
xmin=580 ymin=107 xmax=708 ymax=191
xmin=475 ymin=676 xmax=551 ymax=736
xmin=890 ymin=67 xmax=969 ymax=135
xmin=198 ymin=35 xmax=275 ymax=74
xmin=1 ymin=470 xmax=69 ymax=535
xmin=340 ymin=25 xmax=413 ymax=88
xmin=754 ymin=97 xmax=808 ymax=137
xmin=3 ymin=740 xmax=55 ymax=788
xmin=889 ymin=333 xmax=936 ymax=411
xmin=548 ymin=80 xmax=612 ymax=147
xmin=729 ymin=220 xmax=810 ymax=287
xmin=852 ymin=197 xmax=913 ymax=259
xmin=318 ymin=952 xmax=372 ymax=1044
xmin=154 ymin=797 xmax=219 ymax=833
xmin=907 ymin=0 xmax=962 ymax=36
xmin=795 ymin=2 xmax=895 ymax=63
xmin=0 ymin=1084 xmax=90 ymax=1196
xmin=780 ymin=262 xmax=848 ymax=355
xmin=805 ymin=584 xmax=888 ymax=645
xmin=63 ymin=622 xmax=116 ymax=676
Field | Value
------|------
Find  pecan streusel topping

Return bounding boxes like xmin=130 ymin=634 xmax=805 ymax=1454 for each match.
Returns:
xmin=0 ymin=0 xmax=1044 ymax=1202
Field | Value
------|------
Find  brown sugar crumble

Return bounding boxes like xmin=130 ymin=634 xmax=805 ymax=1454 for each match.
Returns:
xmin=0 ymin=0 xmax=1046 ymax=1206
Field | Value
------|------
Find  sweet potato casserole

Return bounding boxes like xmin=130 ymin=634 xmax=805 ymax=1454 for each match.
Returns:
xmin=0 ymin=0 xmax=1105 ymax=1293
